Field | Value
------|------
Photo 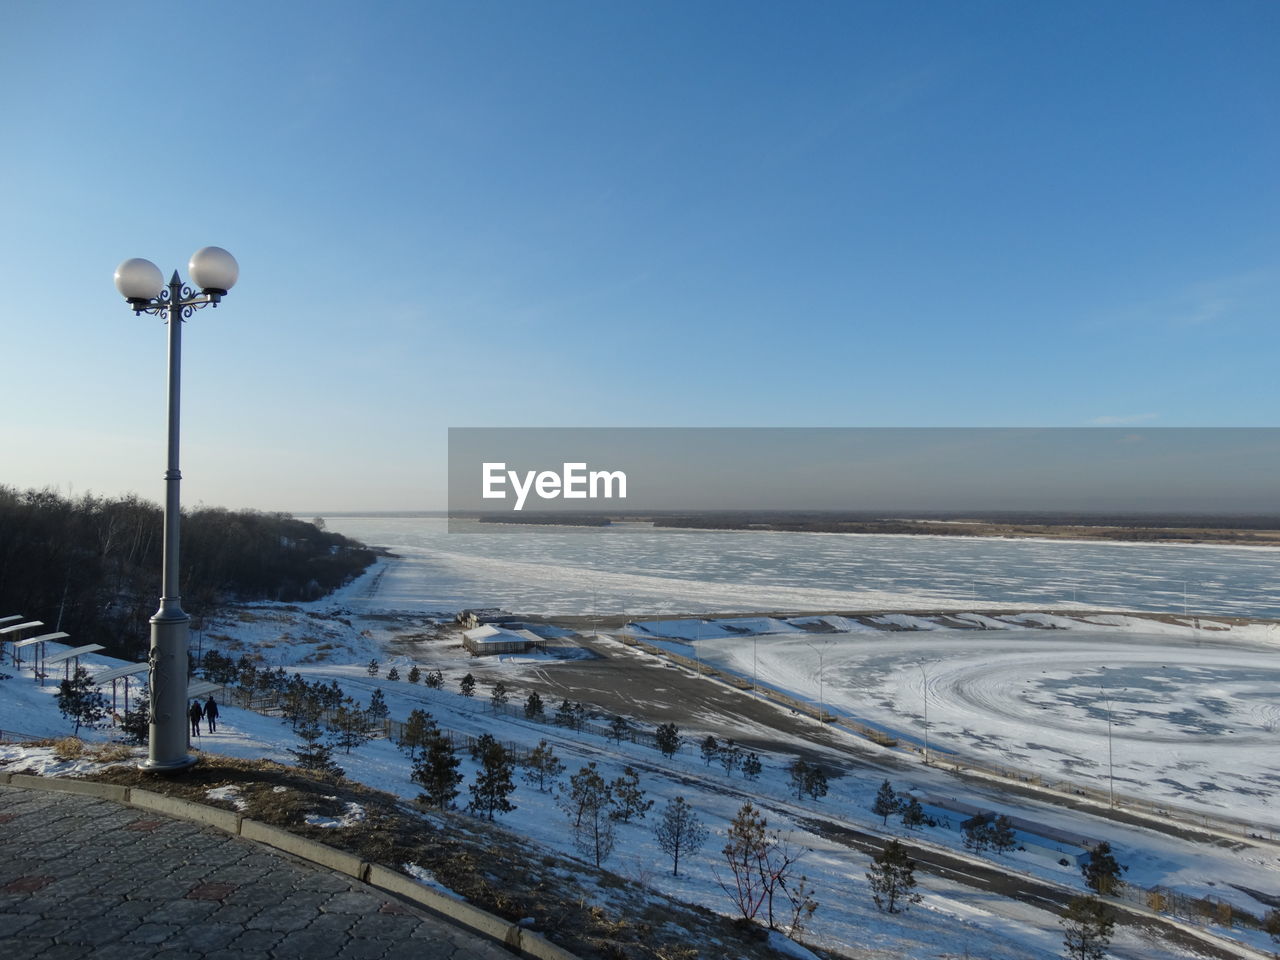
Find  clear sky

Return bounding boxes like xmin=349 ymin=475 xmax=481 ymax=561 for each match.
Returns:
xmin=2 ymin=1 xmax=1276 ymax=511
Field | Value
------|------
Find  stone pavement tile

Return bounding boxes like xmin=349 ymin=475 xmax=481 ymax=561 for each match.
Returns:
xmin=291 ymin=909 xmax=357 ymax=938
xmin=336 ymin=937 xmax=396 ymax=960
xmin=322 ymin=888 xmax=389 ymax=914
xmin=383 ymin=940 xmax=454 ymax=960
xmin=21 ymin=915 xmax=80 ymax=943
xmin=224 ymin=926 xmax=287 ymax=953
xmin=51 ymin=914 xmax=136 ymax=946
xmin=203 ymin=901 xmax=265 ymax=926
xmin=118 ymin=921 xmax=181 ymax=946
xmin=0 ymin=786 xmax=522 ymax=960
xmin=78 ymin=943 xmax=153 ymax=960
xmin=28 ymin=943 xmax=95 ymax=960
xmin=244 ymin=901 xmax=316 ymax=933
xmin=277 ymin=888 xmax=332 ymax=913
xmin=348 ymin=911 xmax=424 ymax=941
xmin=152 ymin=921 xmax=244 ymax=954
xmin=1 ymin=941 xmax=49 ymax=960
xmin=0 ymin=911 xmax=42 ymax=938
xmin=146 ymin=895 xmax=221 ymax=925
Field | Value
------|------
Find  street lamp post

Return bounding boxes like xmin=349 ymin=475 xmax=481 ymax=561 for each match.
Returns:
xmin=114 ymin=247 xmax=238 ymax=772
xmin=804 ymin=640 xmax=827 ymax=720
xmin=920 ymin=664 xmax=930 ymax=763
xmin=917 ymin=658 xmax=940 ymax=764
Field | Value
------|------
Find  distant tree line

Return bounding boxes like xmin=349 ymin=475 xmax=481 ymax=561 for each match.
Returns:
xmin=0 ymin=486 xmax=375 ymax=660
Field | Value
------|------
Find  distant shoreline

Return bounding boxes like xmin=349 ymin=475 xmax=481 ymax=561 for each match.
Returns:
xmin=470 ymin=512 xmax=1280 ymax=547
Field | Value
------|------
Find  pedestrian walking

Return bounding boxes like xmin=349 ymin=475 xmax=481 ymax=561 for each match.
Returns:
xmin=204 ymin=696 xmax=219 ymax=733
xmin=189 ymin=700 xmax=203 ymax=737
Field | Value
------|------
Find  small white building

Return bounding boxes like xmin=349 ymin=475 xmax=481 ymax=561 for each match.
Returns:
xmin=462 ymin=624 xmax=544 ymax=656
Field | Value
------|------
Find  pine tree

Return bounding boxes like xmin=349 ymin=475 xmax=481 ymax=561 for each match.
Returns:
xmin=524 ymin=690 xmax=545 ymax=720
xmin=899 ymin=795 xmax=926 ymax=830
xmin=288 ymin=721 xmax=344 ymax=780
xmin=609 ymin=766 xmax=653 ymax=823
xmin=367 ymin=659 xmax=380 ymax=677
xmin=561 ymin=762 xmax=612 ymax=828
xmin=328 ymin=703 xmax=371 ymax=754
xmin=962 ymin=817 xmax=991 ymax=853
xmin=655 ymin=722 xmax=681 ymax=758
xmin=608 ymin=714 xmax=631 ymax=744
xmin=407 ymin=665 xmax=421 ymax=684
xmin=468 ymin=735 xmax=516 ymax=820
xmin=413 ymin=731 xmax=461 ymax=809
xmin=459 ymin=673 xmax=476 ymax=697
xmin=787 ymin=758 xmax=810 ymax=799
xmin=655 ymin=796 xmax=708 ymax=877
xmin=719 ymin=739 xmax=743 ymax=777
xmin=700 ymin=735 xmax=719 ymax=767
xmin=386 ymin=666 xmax=400 ymax=681
xmin=804 ymin=765 xmax=829 ymax=801
xmin=425 ymin=668 xmax=444 ymax=689
xmin=398 ymin=708 xmax=436 ymax=761
xmin=1082 ymin=841 xmax=1126 ymax=895
xmin=742 ymin=752 xmax=762 ymax=781
xmin=554 ymin=698 xmax=576 ymax=728
xmin=489 ymin=680 xmax=509 ymax=711
xmin=365 ymin=688 xmax=389 ymax=725
xmin=56 ymin=666 xmax=108 ymax=735
xmin=281 ymin=675 xmax=322 ymax=730
xmin=521 ymin=739 xmax=565 ymax=792
xmin=872 ymin=780 xmax=898 ymax=825
xmin=867 ymin=839 xmax=921 ymax=913
xmin=989 ymin=814 xmax=1017 ymax=854
xmin=1061 ymin=895 xmax=1115 ymax=960
xmin=119 ymin=699 xmax=150 ymax=745
xmin=1263 ymin=908 xmax=1279 ymax=943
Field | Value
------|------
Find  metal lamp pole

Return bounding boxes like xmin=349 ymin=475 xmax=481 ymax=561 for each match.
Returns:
xmin=920 ymin=663 xmax=930 ymax=764
xmin=115 ymin=247 xmax=239 ymax=772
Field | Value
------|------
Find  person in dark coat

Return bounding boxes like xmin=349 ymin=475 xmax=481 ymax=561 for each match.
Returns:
xmin=204 ymin=696 xmax=219 ymax=733
xmin=189 ymin=700 xmax=203 ymax=736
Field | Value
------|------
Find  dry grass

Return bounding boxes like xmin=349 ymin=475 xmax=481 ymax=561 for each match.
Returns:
xmin=52 ymin=737 xmax=85 ymax=761
xmin=87 ymin=742 xmax=133 ymax=763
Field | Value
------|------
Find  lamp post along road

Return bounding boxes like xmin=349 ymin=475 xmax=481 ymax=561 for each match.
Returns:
xmin=114 ymin=247 xmax=238 ymax=772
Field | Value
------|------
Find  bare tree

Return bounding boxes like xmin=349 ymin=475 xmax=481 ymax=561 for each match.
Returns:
xmin=716 ymin=802 xmax=808 ymax=930
xmin=560 ymin=763 xmax=615 ymax=867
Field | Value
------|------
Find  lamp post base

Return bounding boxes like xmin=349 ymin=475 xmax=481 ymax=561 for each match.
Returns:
xmin=141 ymin=611 xmax=195 ymax=774
xmin=138 ymin=755 xmax=199 ymax=774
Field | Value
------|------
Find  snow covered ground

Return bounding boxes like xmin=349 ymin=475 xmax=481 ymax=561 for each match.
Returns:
xmin=672 ymin=614 xmax=1280 ymax=829
xmin=4 ymin=603 xmax=1279 ymax=959
xmin=5 ymin=518 xmax=1278 ymax=959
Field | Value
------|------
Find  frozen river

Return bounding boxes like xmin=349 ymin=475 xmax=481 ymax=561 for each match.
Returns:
xmin=320 ymin=516 xmax=1280 ymax=824
xmin=321 ymin=515 xmax=1280 ymax=619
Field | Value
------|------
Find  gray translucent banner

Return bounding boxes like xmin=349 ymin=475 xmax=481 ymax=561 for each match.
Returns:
xmin=447 ymin=427 xmax=1280 ymax=532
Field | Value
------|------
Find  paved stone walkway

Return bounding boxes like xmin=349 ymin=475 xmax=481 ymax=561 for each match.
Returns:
xmin=0 ymin=785 xmax=515 ymax=959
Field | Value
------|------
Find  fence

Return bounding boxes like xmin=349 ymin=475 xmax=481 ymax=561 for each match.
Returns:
xmin=222 ymin=681 xmax=687 ymax=767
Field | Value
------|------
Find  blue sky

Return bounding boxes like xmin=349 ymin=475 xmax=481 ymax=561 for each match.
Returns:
xmin=2 ymin=1 xmax=1276 ymax=510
